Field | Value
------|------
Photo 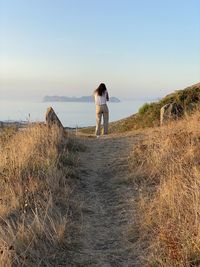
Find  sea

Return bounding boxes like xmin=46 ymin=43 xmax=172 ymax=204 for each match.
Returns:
xmin=0 ymin=99 xmax=148 ymax=128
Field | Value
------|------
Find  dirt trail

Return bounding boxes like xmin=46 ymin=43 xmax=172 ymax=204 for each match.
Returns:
xmin=72 ymin=133 xmax=141 ymax=267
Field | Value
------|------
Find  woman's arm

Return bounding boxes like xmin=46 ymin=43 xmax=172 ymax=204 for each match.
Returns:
xmin=106 ymin=91 xmax=109 ymax=101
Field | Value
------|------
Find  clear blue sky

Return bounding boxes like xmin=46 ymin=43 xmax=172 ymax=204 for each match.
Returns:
xmin=0 ymin=0 xmax=199 ymax=100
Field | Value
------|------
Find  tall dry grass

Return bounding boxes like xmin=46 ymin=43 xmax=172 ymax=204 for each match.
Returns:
xmin=131 ymin=111 xmax=200 ymax=266
xmin=0 ymin=125 xmax=80 ymax=266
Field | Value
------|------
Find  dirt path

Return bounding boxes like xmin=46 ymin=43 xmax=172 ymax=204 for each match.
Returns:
xmin=72 ymin=133 xmax=141 ymax=267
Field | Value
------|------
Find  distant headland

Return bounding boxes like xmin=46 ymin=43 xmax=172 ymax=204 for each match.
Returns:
xmin=43 ymin=95 xmax=121 ymax=103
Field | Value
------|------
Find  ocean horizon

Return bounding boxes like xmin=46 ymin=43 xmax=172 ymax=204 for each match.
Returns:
xmin=0 ymin=99 xmax=151 ymax=128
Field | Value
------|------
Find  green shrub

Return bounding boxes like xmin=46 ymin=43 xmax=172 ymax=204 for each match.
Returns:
xmin=138 ymin=103 xmax=151 ymax=115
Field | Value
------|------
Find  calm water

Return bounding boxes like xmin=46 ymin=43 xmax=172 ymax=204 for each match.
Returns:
xmin=0 ymin=100 xmax=147 ymax=127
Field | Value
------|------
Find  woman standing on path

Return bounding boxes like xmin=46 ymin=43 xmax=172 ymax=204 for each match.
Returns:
xmin=93 ymin=83 xmax=109 ymax=138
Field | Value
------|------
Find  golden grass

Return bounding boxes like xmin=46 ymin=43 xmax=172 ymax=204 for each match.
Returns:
xmin=131 ymin=111 xmax=200 ymax=266
xmin=0 ymin=125 xmax=80 ymax=266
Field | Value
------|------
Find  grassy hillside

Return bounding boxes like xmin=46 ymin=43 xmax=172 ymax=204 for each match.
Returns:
xmin=80 ymin=82 xmax=200 ymax=134
xmin=130 ymin=110 xmax=200 ymax=266
xmin=0 ymin=125 xmax=82 ymax=266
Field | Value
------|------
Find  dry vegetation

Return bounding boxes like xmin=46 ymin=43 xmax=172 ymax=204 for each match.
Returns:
xmin=0 ymin=125 xmax=81 ymax=266
xmin=1 ymin=82 xmax=200 ymax=267
xmin=131 ymin=110 xmax=200 ymax=266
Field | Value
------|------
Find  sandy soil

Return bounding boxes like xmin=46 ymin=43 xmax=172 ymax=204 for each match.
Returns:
xmin=70 ymin=132 xmax=142 ymax=267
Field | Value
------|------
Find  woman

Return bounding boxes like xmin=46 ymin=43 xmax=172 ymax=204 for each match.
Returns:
xmin=93 ymin=83 xmax=109 ymax=137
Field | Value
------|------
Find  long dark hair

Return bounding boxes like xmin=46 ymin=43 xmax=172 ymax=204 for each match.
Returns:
xmin=95 ymin=83 xmax=107 ymax=96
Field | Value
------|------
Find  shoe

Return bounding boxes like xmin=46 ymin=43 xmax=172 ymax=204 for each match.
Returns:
xmin=96 ymin=135 xmax=100 ymax=139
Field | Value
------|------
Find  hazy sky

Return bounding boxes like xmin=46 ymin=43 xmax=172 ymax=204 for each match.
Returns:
xmin=0 ymin=0 xmax=200 ymax=100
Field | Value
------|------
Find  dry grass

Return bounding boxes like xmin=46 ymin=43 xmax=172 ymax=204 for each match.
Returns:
xmin=130 ymin=111 xmax=200 ymax=266
xmin=0 ymin=125 xmax=80 ymax=266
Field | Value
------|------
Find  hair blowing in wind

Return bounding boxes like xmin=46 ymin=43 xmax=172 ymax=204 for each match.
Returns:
xmin=95 ymin=83 xmax=107 ymax=96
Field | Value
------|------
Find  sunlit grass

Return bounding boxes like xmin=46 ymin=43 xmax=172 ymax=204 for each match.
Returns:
xmin=130 ymin=110 xmax=200 ymax=266
xmin=0 ymin=124 xmax=80 ymax=266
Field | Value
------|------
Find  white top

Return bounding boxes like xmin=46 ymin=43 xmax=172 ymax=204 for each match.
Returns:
xmin=94 ymin=90 xmax=108 ymax=105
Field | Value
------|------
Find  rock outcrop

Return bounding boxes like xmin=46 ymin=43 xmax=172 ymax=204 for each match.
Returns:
xmin=160 ymin=103 xmax=183 ymax=126
xmin=45 ymin=107 xmax=64 ymax=130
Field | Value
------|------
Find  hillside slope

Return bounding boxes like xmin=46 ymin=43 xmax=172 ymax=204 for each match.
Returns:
xmin=80 ymin=82 xmax=200 ymax=134
xmin=76 ymin=108 xmax=200 ymax=266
